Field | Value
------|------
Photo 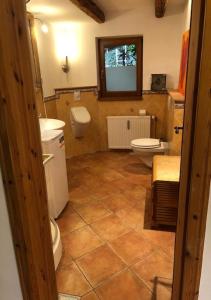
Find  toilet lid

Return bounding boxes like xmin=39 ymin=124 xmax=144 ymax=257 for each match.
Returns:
xmin=131 ymin=138 xmax=161 ymax=148
xmin=71 ymin=106 xmax=91 ymax=124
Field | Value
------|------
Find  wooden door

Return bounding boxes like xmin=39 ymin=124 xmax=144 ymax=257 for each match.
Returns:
xmin=172 ymin=0 xmax=211 ymax=298
xmin=0 ymin=0 xmax=57 ymax=299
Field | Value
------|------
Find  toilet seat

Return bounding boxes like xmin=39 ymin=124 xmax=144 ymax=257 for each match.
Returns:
xmin=131 ymin=138 xmax=161 ymax=149
xmin=131 ymin=139 xmax=168 ymax=167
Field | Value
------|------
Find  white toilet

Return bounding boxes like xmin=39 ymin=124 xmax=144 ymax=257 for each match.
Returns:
xmin=50 ymin=219 xmax=62 ymax=270
xmin=70 ymin=106 xmax=91 ymax=138
xmin=131 ymin=138 xmax=168 ymax=167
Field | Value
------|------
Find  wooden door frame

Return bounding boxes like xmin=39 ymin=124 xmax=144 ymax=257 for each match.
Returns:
xmin=0 ymin=0 xmax=210 ymax=300
xmin=0 ymin=0 xmax=57 ymax=299
xmin=172 ymin=0 xmax=211 ymax=299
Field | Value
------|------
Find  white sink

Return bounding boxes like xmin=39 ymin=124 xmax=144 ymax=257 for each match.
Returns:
xmin=39 ymin=118 xmax=65 ymax=132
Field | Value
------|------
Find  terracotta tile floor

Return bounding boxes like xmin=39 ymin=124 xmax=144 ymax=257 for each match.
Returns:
xmin=56 ymin=151 xmax=175 ymax=299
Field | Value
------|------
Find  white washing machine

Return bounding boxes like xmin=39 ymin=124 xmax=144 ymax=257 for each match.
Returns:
xmin=42 ymin=130 xmax=69 ymax=219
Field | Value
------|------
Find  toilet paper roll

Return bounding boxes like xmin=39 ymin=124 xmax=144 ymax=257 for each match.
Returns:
xmin=139 ymin=109 xmax=146 ymax=116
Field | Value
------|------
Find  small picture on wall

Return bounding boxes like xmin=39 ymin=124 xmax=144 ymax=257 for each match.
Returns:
xmin=178 ymin=30 xmax=190 ymax=95
xmin=151 ymin=74 xmax=167 ymax=91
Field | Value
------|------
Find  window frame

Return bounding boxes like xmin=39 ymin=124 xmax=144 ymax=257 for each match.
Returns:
xmin=96 ymin=35 xmax=143 ymax=101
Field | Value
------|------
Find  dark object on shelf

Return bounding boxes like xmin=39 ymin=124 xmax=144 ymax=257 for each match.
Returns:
xmin=151 ymin=74 xmax=167 ymax=91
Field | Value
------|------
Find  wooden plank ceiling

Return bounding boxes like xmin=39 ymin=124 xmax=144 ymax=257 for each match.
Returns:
xmin=69 ymin=0 xmax=105 ymax=23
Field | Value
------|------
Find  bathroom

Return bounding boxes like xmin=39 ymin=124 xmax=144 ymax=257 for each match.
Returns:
xmin=26 ymin=0 xmax=191 ymax=299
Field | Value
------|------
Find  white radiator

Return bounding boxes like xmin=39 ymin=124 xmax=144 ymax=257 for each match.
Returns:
xmin=107 ymin=116 xmax=151 ymax=149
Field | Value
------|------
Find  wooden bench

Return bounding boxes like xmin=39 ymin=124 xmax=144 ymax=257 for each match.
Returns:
xmin=151 ymin=155 xmax=180 ymax=229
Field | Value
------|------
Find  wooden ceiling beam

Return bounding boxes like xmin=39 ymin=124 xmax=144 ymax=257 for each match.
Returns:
xmin=155 ymin=0 xmax=167 ymax=18
xmin=69 ymin=0 xmax=105 ymax=23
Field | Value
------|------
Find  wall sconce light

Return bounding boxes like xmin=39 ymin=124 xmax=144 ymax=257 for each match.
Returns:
xmin=62 ymin=56 xmax=70 ymax=73
xmin=41 ymin=23 xmax=49 ymax=33
xmin=34 ymin=17 xmax=49 ymax=33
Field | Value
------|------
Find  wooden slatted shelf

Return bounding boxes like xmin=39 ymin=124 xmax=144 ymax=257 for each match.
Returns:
xmin=151 ymin=155 xmax=180 ymax=230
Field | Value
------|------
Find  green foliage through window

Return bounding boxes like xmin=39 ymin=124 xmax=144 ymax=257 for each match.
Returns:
xmin=105 ymin=44 xmax=137 ymax=68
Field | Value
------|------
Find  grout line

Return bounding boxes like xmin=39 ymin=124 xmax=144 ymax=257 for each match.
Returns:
xmin=75 ymin=248 xmax=128 ymax=290
xmin=129 ymin=266 xmax=154 ymax=294
xmin=74 ymin=260 xmax=96 ymax=290
xmin=81 ymin=289 xmax=100 ymax=299
xmin=72 ymin=242 xmax=106 ymax=262
xmin=93 ymin=266 xmax=130 ymax=290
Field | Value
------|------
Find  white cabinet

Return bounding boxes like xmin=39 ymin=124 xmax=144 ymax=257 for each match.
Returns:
xmin=42 ymin=130 xmax=68 ymax=219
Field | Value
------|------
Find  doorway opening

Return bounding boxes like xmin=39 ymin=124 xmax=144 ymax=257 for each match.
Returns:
xmin=3 ymin=0 xmax=210 ymax=299
xmin=27 ymin=0 xmax=192 ymax=299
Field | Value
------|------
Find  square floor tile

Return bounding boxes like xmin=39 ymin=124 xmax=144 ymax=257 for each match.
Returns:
xmin=57 ymin=212 xmax=86 ymax=235
xmin=74 ymin=200 xmax=111 ymax=224
xmin=102 ymin=193 xmax=132 ymax=213
xmin=101 ymin=169 xmax=124 ymax=182
xmin=77 ymin=244 xmax=126 ymax=287
xmin=69 ymin=187 xmax=94 ymax=205
xmin=116 ymin=206 xmax=144 ymax=229
xmin=63 ymin=226 xmax=103 ymax=259
xmin=59 ymin=202 xmax=75 ymax=218
xmin=140 ymin=229 xmax=175 ymax=248
xmin=57 ymin=248 xmax=73 ymax=269
xmin=131 ymin=250 xmax=173 ymax=289
xmin=99 ymin=182 xmax=122 ymax=195
xmin=136 ymin=229 xmax=175 ymax=261
xmin=56 ymin=262 xmax=91 ymax=296
xmin=111 ymin=178 xmax=137 ymax=192
xmin=89 ymin=186 xmax=110 ymax=200
xmin=91 ymin=214 xmax=130 ymax=241
xmin=125 ymin=185 xmax=146 ymax=202
xmin=109 ymin=231 xmax=154 ymax=265
xmin=95 ymin=269 xmax=152 ymax=300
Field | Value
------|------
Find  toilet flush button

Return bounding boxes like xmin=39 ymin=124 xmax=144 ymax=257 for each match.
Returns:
xmin=74 ymin=90 xmax=81 ymax=101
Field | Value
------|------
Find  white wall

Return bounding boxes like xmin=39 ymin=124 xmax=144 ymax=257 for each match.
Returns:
xmin=35 ymin=20 xmax=61 ymax=97
xmin=35 ymin=0 xmax=191 ymax=97
xmin=0 ymin=168 xmax=23 ymax=300
xmin=199 ymin=182 xmax=211 ymax=299
xmin=183 ymin=0 xmax=192 ymax=31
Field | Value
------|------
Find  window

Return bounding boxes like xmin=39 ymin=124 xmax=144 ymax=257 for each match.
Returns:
xmin=96 ymin=36 xmax=143 ymax=100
